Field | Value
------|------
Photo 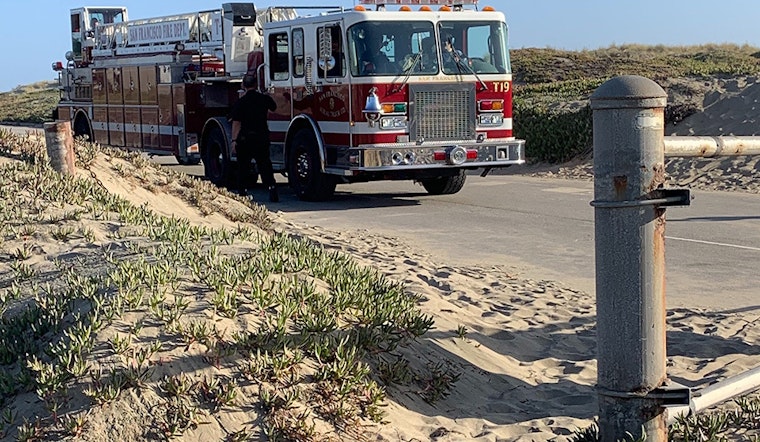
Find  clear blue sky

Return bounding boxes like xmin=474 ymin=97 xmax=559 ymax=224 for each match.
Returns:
xmin=0 ymin=0 xmax=758 ymax=92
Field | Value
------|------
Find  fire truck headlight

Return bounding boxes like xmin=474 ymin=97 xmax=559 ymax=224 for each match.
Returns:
xmin=379 ymin=117 xmax=408 ymax=130
xmin=478 ymin=114 xmax=503 ymax=126
xmin=404 ymin=151 xmax=416 ymax=165
xmin=391 ymin=152 xmax=403 ymax=165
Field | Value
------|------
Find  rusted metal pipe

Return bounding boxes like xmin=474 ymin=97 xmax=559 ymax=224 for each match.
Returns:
xmin=43 ymin=121 xmax=76 ymax=175
xmin=664 ymin=136 xmax=760 ymax=157
xmin=590 ymin=75 xmax=669 ymax=442
xmin=666 ymin=365 xmax=760 ymax=423
xmin=693 ymin=366 xmax=760 ymax=413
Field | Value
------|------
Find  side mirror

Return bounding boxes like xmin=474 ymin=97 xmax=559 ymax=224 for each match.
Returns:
xmin=317 ymin=56 xmax=336 ymax=73
xmin=318 ymin=27 xmax=332 ymax=62
xmin=318 ymin=27 xmax=335 ymax=78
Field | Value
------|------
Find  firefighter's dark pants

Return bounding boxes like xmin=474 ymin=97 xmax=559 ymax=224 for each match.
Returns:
xmin=236 ymin=139 xmax=275 ymax=193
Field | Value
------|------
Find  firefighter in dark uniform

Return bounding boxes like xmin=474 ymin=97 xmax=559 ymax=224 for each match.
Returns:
xmin=230 ymin=74 xmax=279 ymax=202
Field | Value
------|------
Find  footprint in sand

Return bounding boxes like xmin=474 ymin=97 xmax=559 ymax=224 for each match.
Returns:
xmin=488 ymin=304 xmax=516 ymax=315
xmin=457 ymin=293 xmax=481 ymax=307
xmin=416 ymin=273 xmax=452 ymax=292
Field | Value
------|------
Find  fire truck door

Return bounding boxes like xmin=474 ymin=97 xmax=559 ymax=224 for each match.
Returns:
xmin=70 ymin=9 xmax=85 ymax=59
xmin=289 ymin=26 xmax=310 ymax=115
xmin=266 ymin=30 xmax=293 ymax=168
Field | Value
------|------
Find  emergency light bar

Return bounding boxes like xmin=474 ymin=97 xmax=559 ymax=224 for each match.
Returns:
xmin=359 ymin=0 xmax=478 ymax=4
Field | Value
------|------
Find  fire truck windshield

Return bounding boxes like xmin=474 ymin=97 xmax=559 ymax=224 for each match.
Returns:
xmin=348 ymin=21 xmax=437 ymax=77
xmin=87 ymin=8 xmax=126 ymax=27
xmin=348 ymin=20 xmax=510 ymax=77
xmin=438 ymin=21 xmax=510 ymax=75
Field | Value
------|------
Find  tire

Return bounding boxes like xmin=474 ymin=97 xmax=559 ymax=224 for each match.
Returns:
xmin=73 ymin=115 xmax=92 ymax=142
xmin=420 ymin=170 xmax=467 ymax=195
xmin=287 ymin=129 xmax=336 ymax=201
xmin=202 ymin=125 xmax=230 ymax=186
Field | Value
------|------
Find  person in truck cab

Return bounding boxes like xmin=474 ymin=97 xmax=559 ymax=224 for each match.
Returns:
xmin=420 ymin=36 xmax=438 ymax=70
xmin=442 ymin=34 xmax=466 ymax=70
xmin=356 ymin=28 xmax=391 ymax=75
xmin=87 ymin=18 xmax=100 ymax=38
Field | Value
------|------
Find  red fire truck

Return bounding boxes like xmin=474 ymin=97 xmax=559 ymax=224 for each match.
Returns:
xmin=53 ymin=0 xmax=524 ymax=200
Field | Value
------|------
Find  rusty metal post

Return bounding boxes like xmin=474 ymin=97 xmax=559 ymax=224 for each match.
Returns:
xmin=44 ymin=121 xmax=75 ymax=175
xmin=590 ymin=76 xmax=669 ymax=442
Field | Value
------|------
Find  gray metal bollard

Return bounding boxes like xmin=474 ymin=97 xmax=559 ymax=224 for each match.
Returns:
xmin=44 ymin=121 xmax=76 ymax=175
xmin=590 ymin=76 xmax=670 ymax=442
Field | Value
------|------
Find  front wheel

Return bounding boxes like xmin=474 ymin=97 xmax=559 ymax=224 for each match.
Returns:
xmin=287 ymin=129 xmax=336 ymax=201
xmin=202 ymin=125 xmax=230 ymax=186
xmin=419 ymin=170 xmax=466 ymax=195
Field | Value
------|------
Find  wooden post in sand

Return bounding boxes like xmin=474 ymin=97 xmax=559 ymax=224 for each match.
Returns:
xmin=590 ymin=76 xmax=670 ymax=442
xmin=44 ymin=121 xmax=76 ymax=175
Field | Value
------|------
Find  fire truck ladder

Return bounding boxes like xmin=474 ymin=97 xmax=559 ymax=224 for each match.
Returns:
xmin=91 ymin=10 xmax=224 ymax=59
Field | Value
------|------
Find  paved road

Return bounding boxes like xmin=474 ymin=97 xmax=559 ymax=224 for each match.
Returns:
xmin=152 ymin=153 xmax=759 ymax=311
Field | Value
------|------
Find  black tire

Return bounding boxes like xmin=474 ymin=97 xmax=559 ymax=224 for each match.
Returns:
xmin=420 ymin=170 xmax=467 ymax=195
xmin=202 ymin=125 xmax=230 ymax=186
xmin=73 ymin=115 xmax=92 ymax=142
xmin=288 ymin=129 xmax=336 ymax=201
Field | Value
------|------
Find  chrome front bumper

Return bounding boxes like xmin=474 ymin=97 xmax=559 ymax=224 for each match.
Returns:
xmin=351 ymin=138 xmax=525 ymax=171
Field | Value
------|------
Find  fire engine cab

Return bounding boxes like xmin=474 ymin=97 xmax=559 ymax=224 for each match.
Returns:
xmin=53 ymin=0 xmax=525 ymax=200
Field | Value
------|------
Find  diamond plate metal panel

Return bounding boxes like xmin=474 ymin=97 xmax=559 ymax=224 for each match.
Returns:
xmin=410 ymin=83 xmax=476 ymax=141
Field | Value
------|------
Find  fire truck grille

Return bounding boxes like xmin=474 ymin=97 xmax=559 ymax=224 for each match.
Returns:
xmin=410 ymin=84 xmax=476 ymax=142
